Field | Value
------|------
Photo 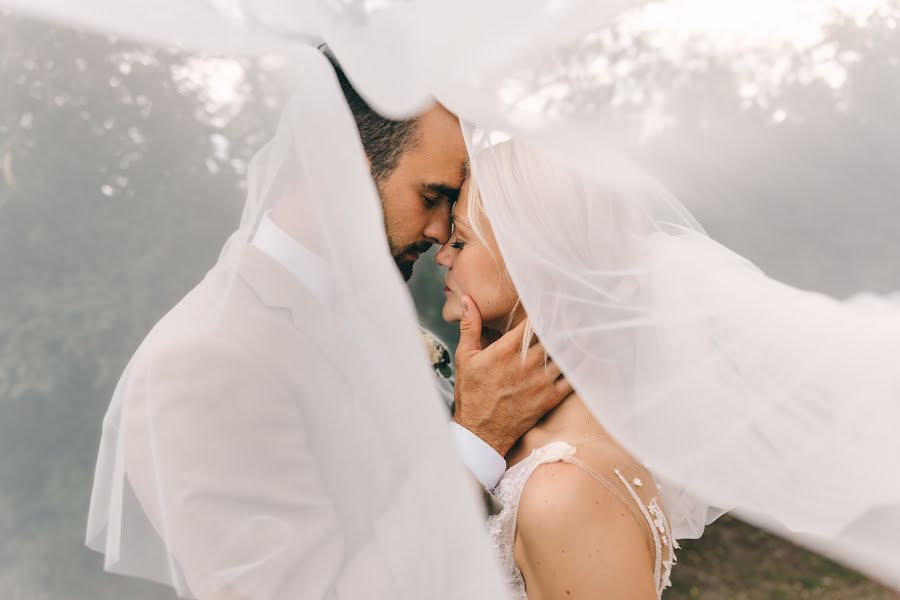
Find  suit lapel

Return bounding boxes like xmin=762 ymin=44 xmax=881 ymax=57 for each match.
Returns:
xmin=235 ymin=243 xmax=350 ymax=376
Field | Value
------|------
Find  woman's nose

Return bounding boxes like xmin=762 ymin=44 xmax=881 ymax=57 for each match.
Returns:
xmin=434 ymin=243 xmax=453 ymax=268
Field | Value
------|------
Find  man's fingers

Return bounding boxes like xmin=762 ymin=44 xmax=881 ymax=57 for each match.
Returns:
xmin=553 ymin=377 xmax=575 ymax=402
xmin=493 ymin=318 xmax=530 ymax=355
xmin=456 ymin=295 xmax=484 ymax=357
xmin=544 ymin=360 xmax=562 ymax=381
xmin=524 ymin=340 xmax=547 ymax=367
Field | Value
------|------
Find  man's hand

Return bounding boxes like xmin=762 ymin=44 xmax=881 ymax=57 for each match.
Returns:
xmin=453 ymin=296 xmax=573 ymax=456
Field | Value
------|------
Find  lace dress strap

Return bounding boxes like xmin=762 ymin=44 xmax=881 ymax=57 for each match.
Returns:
xmin=564 ymin=455 xmax=678 ymax=596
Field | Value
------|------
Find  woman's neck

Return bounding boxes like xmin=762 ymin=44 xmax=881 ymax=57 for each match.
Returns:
xmin=480 ymin=305 xmax=528 ymax=348
xmin=505 ymin=394 xmax=609 ymax=469
xmin=480 ymin=307 xmax=609 ymax=469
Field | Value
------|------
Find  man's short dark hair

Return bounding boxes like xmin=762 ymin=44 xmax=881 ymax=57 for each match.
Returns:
xmin=320 ymin=44 xmax=419 ymax=183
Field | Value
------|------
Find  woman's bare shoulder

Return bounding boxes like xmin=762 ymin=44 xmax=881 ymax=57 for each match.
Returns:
xmin=516 ymin=440 xmax=653 ymax=538
xmin=513 ymin=447 xmax=659 ymax=599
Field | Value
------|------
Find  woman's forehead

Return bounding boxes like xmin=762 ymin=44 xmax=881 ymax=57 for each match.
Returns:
xmin=451 ymin=183 xmax=470 ymax=218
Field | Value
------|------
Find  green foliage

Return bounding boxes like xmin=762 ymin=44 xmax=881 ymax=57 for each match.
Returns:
xmin=0 ymin=13 xmax=282 ymax=599
xmin=668 ymin=517 xmax=897 ymax=599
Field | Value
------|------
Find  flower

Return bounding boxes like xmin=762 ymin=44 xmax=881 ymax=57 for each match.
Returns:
xmin=421 ymin=329 xmax=453 ymax=380
xmin=421 ymin=331 xmax=443 ymax=364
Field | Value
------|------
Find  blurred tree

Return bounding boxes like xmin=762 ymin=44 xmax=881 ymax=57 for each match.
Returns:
xmin=623 ymin=7 xmax=900 ymax=296
xmin=0 ymin=12 xmax=283 ymax=598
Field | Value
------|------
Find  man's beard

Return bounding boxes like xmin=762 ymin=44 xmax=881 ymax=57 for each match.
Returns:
xmin=389 ymin=237 xmax=432 ymax=281
xmin=379 ymin=182 xmax=432 ymax=281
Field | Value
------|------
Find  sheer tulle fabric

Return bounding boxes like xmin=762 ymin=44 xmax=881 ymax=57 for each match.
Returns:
xmin=2 ymin=0 xmax=898 ymax=592
xmin=464 ymin=134 xmax=900 ymax=587
xmin=84 ymin=49 xmax=506 ymax=599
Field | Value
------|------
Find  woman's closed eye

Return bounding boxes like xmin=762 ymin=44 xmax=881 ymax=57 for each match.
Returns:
xmin=450 ymin=239 xmax=465 ymax=250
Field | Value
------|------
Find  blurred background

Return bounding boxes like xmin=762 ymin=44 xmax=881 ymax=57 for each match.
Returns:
xmin=1 ymin=4 xmax=899 ymax=599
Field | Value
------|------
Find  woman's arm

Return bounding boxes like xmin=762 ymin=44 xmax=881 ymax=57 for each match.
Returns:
xmin=515 ymin=462 xmax=659 ymax=600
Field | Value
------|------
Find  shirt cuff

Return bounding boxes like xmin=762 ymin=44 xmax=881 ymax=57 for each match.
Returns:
xmin=448 ymin=422 xmax=507 ymax=490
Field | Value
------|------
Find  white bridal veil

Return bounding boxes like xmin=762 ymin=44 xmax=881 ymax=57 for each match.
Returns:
xmin=3 ymin=0 xmax=899 ymax=594
xmin=464 ymin=132 xmax=900 ymax=587
xmin=81 ymin=50 xmax=506 ymax=599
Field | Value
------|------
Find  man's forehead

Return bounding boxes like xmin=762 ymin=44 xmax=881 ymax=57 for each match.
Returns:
xmin=422 ymin=180 xmax=463 ymax=202
xmin=421 ymin=160 xmax=468 ymax=195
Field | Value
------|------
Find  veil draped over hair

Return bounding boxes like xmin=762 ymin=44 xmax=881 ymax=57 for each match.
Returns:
xmin=3 ymin=0 xmax=899 ymax=593
xmin=464 ymin=132 xmax=900 ymax=588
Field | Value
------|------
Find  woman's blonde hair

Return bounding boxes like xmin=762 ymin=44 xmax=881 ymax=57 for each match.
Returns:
xmin=463 ymin=166 xmax=537 ymax=362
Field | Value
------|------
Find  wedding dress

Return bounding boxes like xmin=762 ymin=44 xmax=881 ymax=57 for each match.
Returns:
xmin=487 ymin=442 xmax=676 ymax=600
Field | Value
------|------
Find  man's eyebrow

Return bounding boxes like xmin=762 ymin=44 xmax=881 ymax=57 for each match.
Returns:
xmin=422 ymin=182 xmax=461 ymax=202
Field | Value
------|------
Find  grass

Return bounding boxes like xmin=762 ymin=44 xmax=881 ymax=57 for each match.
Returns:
xmin=666 ymin=516 xmax=899 ymax=599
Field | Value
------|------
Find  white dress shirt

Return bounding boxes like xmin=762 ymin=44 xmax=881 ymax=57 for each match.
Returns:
xmin=253 ymin=214 xmax=506 ymax=491
xmin=448 ymin=422 xmax=507 ymax=490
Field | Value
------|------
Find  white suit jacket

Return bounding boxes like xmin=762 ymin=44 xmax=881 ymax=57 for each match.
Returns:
xmin=116 ymin=240 xmax=504 ymax=599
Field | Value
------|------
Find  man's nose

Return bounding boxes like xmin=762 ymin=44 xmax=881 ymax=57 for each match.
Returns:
xmin=424 ymin=207 xmax=452 ymax=245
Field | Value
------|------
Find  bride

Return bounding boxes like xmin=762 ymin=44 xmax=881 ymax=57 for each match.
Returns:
xmin=435 ymin=144 xmax=676 ymax=599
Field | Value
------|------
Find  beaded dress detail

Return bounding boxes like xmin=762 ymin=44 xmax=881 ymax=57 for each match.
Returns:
xmin=486 ymin=442 xmax=677 ymax=599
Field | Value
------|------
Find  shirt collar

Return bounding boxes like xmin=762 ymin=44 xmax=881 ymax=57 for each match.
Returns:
xmin=251 ymin=213 xmax=334 ymax=305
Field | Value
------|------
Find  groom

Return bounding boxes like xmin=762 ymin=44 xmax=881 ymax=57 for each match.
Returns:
xmin=96 ymin=46 xmax=571 ymax=599
xmin=320 ymin=47 xmax=570 ymax=489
